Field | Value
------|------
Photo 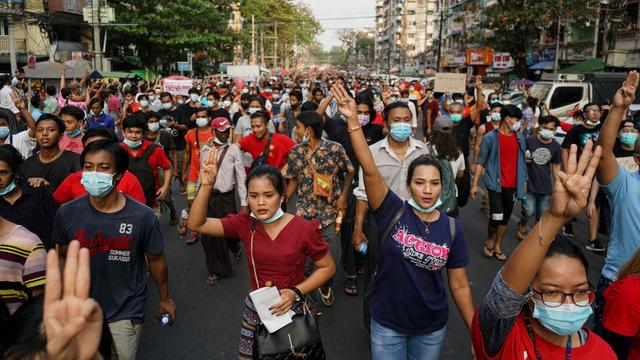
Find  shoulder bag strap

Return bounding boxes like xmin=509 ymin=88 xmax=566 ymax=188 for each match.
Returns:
xmin=448 ymin=216 xmax=456 ymax=245
xmin=250 ymin=221 xmax=260 ymax=287
xmin=261 ymin=136 xmax=272 ymax=159
xmin=378 ymin=202 xmax=406 ymax=258
xmin=216 ymin=145 xmax=230 ymax=169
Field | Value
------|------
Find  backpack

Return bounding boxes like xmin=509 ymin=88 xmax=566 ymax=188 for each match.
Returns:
xmin=128 ymin=143 xmax=160 ymax=207
xmin=426 ymin=144 xmax=458 ymax=216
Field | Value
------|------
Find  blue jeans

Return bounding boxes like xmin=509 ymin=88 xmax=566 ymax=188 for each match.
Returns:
xmin=371 ymin=319 xmax=447 ymax=360
xmin=522 ymin=193 xmax=552 ymax=221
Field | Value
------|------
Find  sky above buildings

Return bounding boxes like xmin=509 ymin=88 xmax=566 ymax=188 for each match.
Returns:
xmin=302 ymin=0 xmax=376 ymax=50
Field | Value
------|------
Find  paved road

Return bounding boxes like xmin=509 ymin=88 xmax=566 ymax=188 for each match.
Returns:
xmin=137 ymin=188 xmax=607 ymax=360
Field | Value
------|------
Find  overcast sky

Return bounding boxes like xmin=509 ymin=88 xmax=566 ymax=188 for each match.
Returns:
xmin=301 ymin=0 xmax=376 ymax=50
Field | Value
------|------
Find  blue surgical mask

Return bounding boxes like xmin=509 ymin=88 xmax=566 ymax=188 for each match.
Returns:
xmin=140 ymin=100 xmax=149 ymax=108
xmin=67 ymin=128 xmax=82 ymax=138
xmin=148 ymin=123 xmax=160 ymax=132
xmin=0 ymin=181 xmax=16 ymax=196
xmin=248 ymin=107 xmax=260 ymax=115
xmin=490 ymin=113 xmax=501 ymax=122
xmin=80 ymin=171 xmax=115 ymax=198
xmin=539 ymin=128 xmax=555 ymax=140
xmin=531 ymin=298 xmax=593 ymax=336
xmin=90 ymin=110 xmax=101 ymax=117
xmin=196 ymin=117 xmax=209 ymax=128
xmin=389 ymin=123 xmax=412 ymax=142
xmin=511 ymin=121 xmax=522 ymax=132
xmin=0 ymin=127 xmax=10 ymax=139
xmin=620 ymin=133 xmax=638 ymax=146
xmin=450 ymin=114 xmax=463 ymax=123
xmin=250 ymin=208 xmax=285 ymax=223
xmin=123 ymin=138 xmax=142 ymax=149
xmin=408 ymin=197 xmax=442 ymax=214
xmin=190 ymin=94 xmax=200 ymax=102
xmin=162 ymin=102 xmax=173 ymax=110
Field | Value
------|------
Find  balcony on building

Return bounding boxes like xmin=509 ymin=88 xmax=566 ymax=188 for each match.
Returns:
xmin=47 ymin=0 xmax=91 ymax=14
xmin=615 ymin=26 xmax=640 ymax=51
xmin=0 ymin=36 xmax=27 ymax=53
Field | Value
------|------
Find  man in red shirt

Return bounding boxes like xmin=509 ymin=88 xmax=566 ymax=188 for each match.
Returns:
xmin=182 ymin=107 xmax=213 ymax=204
xmin=54 ymin=128 xmax=146 ymax=204
xmin=239 ymin=110 xmax=295 ymax=171
xmin=471 ymin=105 xmax=527 ymax=261
xmin=120 ymin=114 xmax=171 ymax=214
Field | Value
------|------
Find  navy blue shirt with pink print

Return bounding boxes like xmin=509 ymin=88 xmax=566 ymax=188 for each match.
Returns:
xmin=372 ymin=190 xmax=470 ymax=335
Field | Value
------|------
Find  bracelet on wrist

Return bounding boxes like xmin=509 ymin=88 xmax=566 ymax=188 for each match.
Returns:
xmin=347 ymin=125 xmax=362 ymax=133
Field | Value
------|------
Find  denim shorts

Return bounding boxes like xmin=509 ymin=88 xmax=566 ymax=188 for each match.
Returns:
xmin=371 ymin=319 xmax=447 ymax=360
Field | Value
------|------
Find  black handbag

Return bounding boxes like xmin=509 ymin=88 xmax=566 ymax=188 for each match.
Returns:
xmin=249 ymin=223 xmax=326 ymax=360
xmin=251 ymin=136 xmax=272 ymax=170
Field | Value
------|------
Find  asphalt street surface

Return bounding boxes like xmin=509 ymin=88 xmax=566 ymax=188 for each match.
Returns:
xmin=137 ymin=186 xmax=607 ymax=360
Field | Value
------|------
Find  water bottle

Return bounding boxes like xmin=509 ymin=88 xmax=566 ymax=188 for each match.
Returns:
xmin=159 ymin=313 xmax=174 ymax=327
xmin=359 ymin=242 xmax=368 ymax=255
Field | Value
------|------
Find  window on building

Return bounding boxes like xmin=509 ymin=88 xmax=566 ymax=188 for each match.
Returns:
xmin=550 ymin=86 xmax=584 ymax=109
xmin=0 ymin=20 xmax=7 ymax=36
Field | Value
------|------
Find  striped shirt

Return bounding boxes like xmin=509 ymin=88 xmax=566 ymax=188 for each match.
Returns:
xmin=0 ymin=225 xmax=46 ymax=314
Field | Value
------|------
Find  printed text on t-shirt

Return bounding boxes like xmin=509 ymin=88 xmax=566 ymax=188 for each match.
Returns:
xmin=392 ymin=226 xmax=449 ymax=270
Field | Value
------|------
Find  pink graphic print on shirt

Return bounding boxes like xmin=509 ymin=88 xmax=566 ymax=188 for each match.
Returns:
xmin=391 ymin=226 xmax=450 ymax=271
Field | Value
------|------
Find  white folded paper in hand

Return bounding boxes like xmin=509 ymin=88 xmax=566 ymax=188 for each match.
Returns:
xmin=249 ymin=286 xmax=295 ymax=333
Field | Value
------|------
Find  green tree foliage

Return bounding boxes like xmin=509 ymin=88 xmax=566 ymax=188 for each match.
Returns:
xmin=240 ymin=0 xmax=321 ymax=66
xmin=110 ymin=0 xmax=236 ymax=70
xmin=481 ymin=0 xmax=593 ymax=77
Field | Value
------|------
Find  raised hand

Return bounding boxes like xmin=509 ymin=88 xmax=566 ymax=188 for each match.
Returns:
xmin=11 ymin=90 xmax=25 ymax=110
xmin=200 ymin=147 xmax=218 ymax=186
xmin=331 ymin=85 xmax=356 ymax=119
xmin=475 ymin=75 xmax=483 ymax=91
xmin=44 ymin=240 xmax=103 ymax=360
xmin=613 ymin=71 xmax=639 ymax=108
xmin=550 ymin=141 xmax=601 ymax=219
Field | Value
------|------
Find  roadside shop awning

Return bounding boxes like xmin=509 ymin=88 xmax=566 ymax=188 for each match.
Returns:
xmin=529 ymin=61 xmax=555 ymax=70
xmin=562 ymin=59 xmax=605 ymax=74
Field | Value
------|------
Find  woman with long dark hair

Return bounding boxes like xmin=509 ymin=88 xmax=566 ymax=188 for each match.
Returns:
xmin=188 ymin=158 xmax=335 ymax=359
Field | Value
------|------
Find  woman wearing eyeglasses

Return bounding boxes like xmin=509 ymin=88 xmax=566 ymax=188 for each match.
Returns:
xmin=471 ymin=141 xmax=617 ymax=359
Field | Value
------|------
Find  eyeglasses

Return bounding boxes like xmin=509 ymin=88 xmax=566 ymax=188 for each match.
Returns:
xmin=532 ymin=288 xmax=595 ymax=307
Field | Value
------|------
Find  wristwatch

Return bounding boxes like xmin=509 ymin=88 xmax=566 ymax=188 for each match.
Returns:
xmin=287 ymin=287 xmax=303 ymax=302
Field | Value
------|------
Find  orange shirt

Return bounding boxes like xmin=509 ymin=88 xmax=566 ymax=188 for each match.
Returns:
xmin=185 ymin=128 xmax=213 ymax=182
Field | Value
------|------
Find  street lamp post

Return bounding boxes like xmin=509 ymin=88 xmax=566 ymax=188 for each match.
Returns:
xmin=436 ymin=2 xmax=445 ymax=72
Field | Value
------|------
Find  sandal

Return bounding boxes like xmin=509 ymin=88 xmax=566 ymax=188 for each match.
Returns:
xmin=344 ymin=278 xmax=357 ymax=296
xmin=516 ymin=227 xmax=526 ymax=241
xmin=186 ymin=232 xmax=199 ymax=245
xmin=206 ymin=274 xmax=218 ymax=286
xmin=494 ymin=251 xmax=507 ymax=261
xmin=482 ymin=243 xmax=494 ymax=258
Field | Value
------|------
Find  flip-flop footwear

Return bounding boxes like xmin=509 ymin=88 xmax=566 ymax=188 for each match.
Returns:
xmin=482 ymin=244 xmax=494 ymax=258
xmin=494 ymin=251 xmax=507 ymax=261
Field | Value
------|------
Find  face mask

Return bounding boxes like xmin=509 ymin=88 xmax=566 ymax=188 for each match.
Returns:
xmin=248 ymin=107 xmax=260 ymax=115
xmin=190 ymin=94 xmax=200 ymax=102
xmin=149 ymin=95 xmax=156 ymax=101
xmin=265 ymin=88 xmax=272 ymax=93
xmin=450 ymin=114 xmax=463 ymax=123
xmin=389 ymin=123 xmax=412 ymax=142
xmin=620 ymin=133 xmax=638 ymax=146
xmin=272 ymin=94 xmax=280 ymax=101
xmin=123 ymin=138 xmax=142 ymax=149
xmin=177 ymin=99 xmax=185 ymax=105
xmin=586 ymin=120 xmax=601 ymax=127
xmin=159 ymin=119 xmax=169 ymax=128
xmin=223 ymin=100 xmax=232 ymax=108
xmin=67 ymin=128 xmax=82 ymax=138
xmin=241 ymin=89 xmax=249 ymax=94
xmin=208 ymin=100 xmax=217 ymax=108
xmin=400 ymin=98 xmax=410 ymax=103
xmin=140 ymin=100 xmax=149 ymax=108
xmin=250 ymin=208 xmax=285 ymax=223
xmin=162 ymin=102 xmax=172 ymax=110
xmin=0 ymin=181 xmax=16 ymax=196
xmin=511 ymin=121 xmax=522 ymax=132
xmin=531 ymin=298 xmax=593 ymax=336
xmin=90 ymin=110 xmax=101 ymax=117
xmin=490 ymin=99 xmax=499 ymax=104
xmin=148 ymin=122 xmax=160 ymax=132
xmin=409 ymin=86 xmax=415 ymax=91
xmin=408 ymin=197 xmax=442 ymax=214
xmin=0 ymin=127 xmax=9 ymax=139
xmin=80 ymin=171 xmax=115 ymax=198
xmin=196 ymin=117 xmax=209 ymax=128
xmin=491 ymin=112 xmax=501 ymax=122
xmin=539 ymin=128 xmax=555 ymax=140
xmin=502 ymin=100 xmax=511 ymax=105
xmin=358 ymin=114 xmax=370 ymax=126
xmin=454 ymin=99 xmax=464 ymax=104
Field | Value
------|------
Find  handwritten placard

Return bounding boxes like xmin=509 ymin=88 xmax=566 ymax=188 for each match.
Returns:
xmin=616 ymin=156 xmax=639 ymax=173
xmin=163 ymin=79 xmax=193 ymax=96
xmin=434 ymin=73 xmax=467 ymax=94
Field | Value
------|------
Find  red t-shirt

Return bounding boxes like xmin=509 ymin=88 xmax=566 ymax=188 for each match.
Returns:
xmin=603 ymin=275 xmax=640 ymax=359
xmin=59 ymin=134 xmax=84 ymax=155
xmin=471 ymin=311 xmax=617 ymax=360
xmin=184 ymin=129 xmax=213 ymax=182
xmin=372 ymin=113 xmax=384 ymax=125
xmin=239 ymin=133 xmax=295 ymax=170
xmin=427 ymin=100 xmax=439 ymax=128
xmin=53 ymin=170 xmax=146 ymax=205
xmin=498 ymin=132 xmax=518 ymax=189
xmin=221 ymin=213 xmax=328 ymax=291
xmin=120 ymin=140 xmax=171 ymax=191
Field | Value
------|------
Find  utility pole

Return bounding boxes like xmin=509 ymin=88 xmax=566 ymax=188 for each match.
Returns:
xmin=92 ymin=0 xmax=102 ymax=71
xmin=251 ymin=15 xmax=256 ymax=65
xmin=6 ymin=0 xmax=17 ymax=75
xmin=259 ymin=26 xmax=265 ymax=66
xmin=592 ymin=2 xmax=600 ymax=58
xmin=554 ymin=8 xmax=562 ymax=74
xmin=273 ymin=23 xmax=278 ymax=68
